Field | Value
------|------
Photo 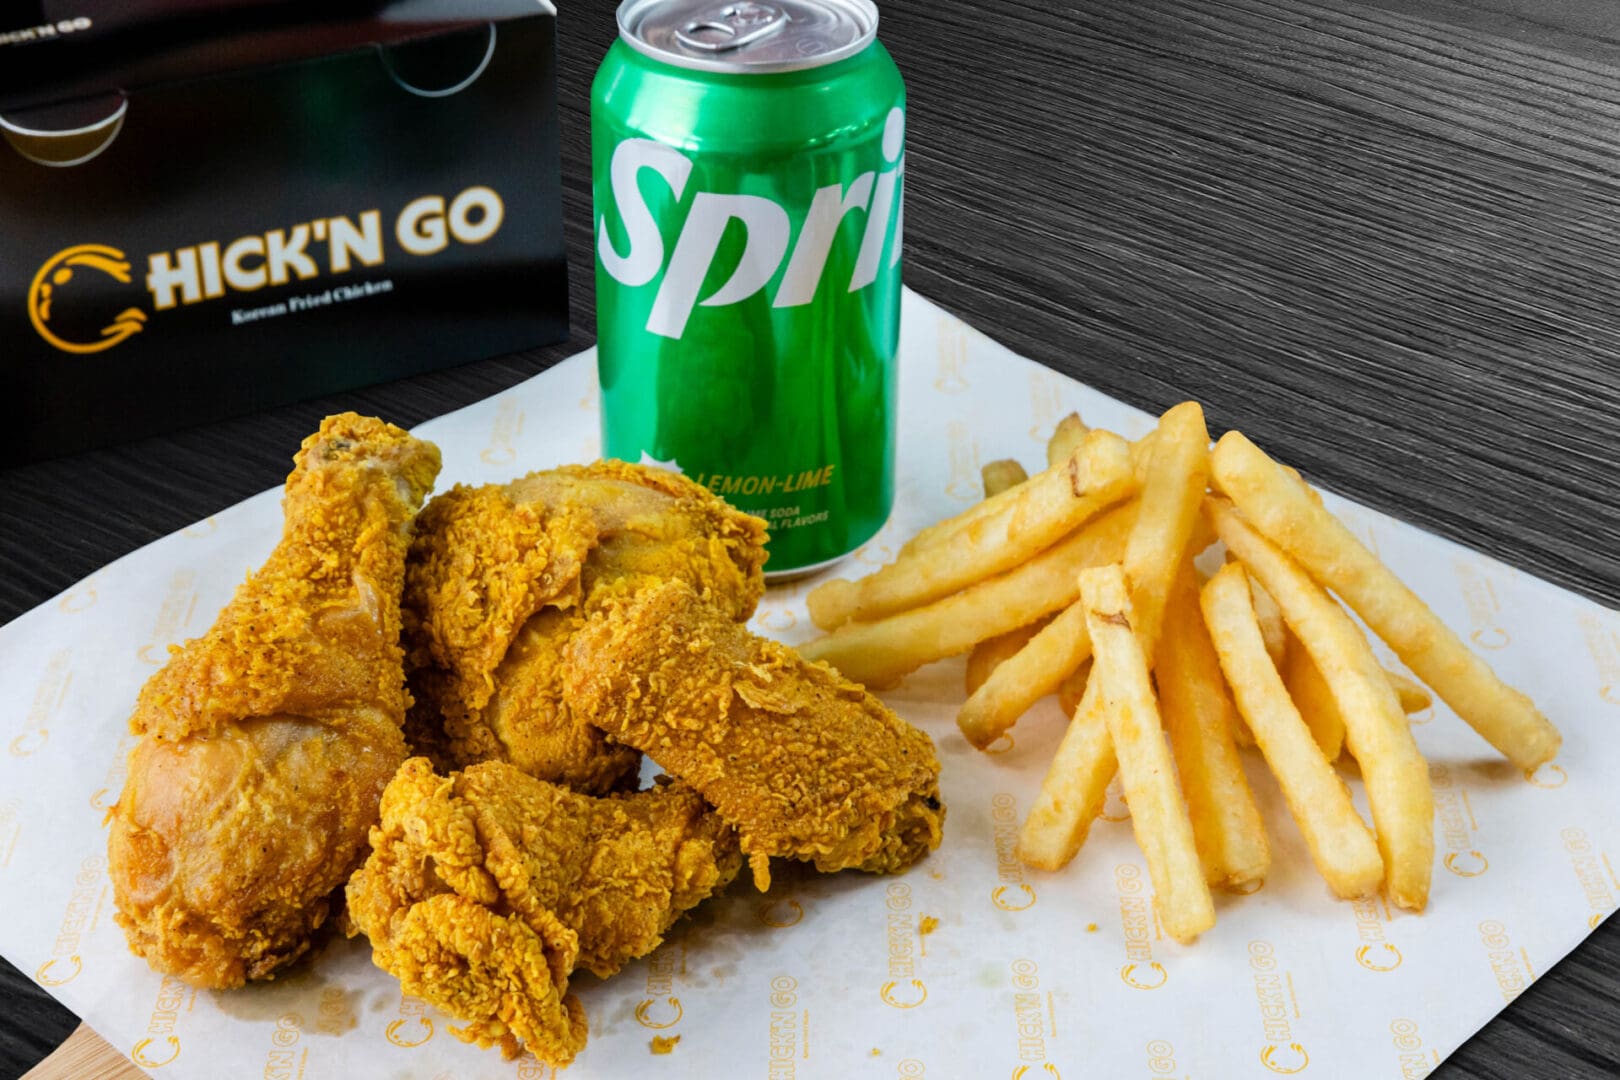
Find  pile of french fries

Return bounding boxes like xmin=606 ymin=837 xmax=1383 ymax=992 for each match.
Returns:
xmin=802 ymin=404 xmax=1562 ymax=943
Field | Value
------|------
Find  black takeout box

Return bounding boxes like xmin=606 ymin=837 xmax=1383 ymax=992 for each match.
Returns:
xmin=0 ymin=0 xmax=567 ymax=462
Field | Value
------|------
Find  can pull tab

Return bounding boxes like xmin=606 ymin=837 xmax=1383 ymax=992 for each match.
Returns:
xmin=676 ymin=2 xmax=790 ymax=52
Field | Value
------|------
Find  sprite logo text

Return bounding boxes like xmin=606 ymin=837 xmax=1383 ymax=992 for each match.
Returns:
xmin=597 ymin=106 xmax=904 ymax=339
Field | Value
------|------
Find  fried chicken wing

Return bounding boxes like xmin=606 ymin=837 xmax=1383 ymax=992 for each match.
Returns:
xmin=403 ymin=460 xmax=767 ymax=791
xmin=107 ymin=414 xmax=440 ymax=988
xmin=562 ymin=579 xmax=945 ymax=890
xmin=346 ymin=756 xmax=740 ymax=1063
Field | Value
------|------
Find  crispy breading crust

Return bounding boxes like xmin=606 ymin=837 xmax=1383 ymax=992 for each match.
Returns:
xmin=402 ymin=460 xmax=768 ymax=791
xmin=132 ymin=415 xmax=440 ymax=743
xmin=562 ymin=579 xmax=945 ymax=890
xmin=347 ymin=757 xmax=740 ymax=1064
xmin=403 ymin=484 xmax=596 ymax=716
xmin=109 ymin=414 xmax=440 ymax=988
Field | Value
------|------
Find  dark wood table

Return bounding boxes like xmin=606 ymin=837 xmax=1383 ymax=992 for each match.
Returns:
xmin=6 ymin=0 xmax=1620 ymax=1076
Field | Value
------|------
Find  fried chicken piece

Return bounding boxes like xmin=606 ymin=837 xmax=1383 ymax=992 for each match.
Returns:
xmin=563 ymin=579 xmax=945 ymax=890
xmin=346 ymin=757 xmax=740 ymax=1063
xmin=107 ymin=414 xmax=441 ymax=988
xmin=403 ymin=460 xmax=767 ymax=792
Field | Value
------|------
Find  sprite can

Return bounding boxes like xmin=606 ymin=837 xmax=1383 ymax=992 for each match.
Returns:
xmin=593 ymin=0 xmax=904 ymax=578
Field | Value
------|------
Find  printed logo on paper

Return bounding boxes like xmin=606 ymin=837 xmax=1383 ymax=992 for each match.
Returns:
xmin=1524 ymin=762 xmax=1568 ymax=788
xmin=760 ymin=897 xmax=804 ymax=928
xmin=132 ymin=973 xmax=191 ymax=1068
xmin=1390 ymin=1018 xmax=1438 ymax=1078
xmin=880 ymin=883 xmax=927 ymax=1008
xmin=636 ymin=947 xmax=683 ymax=1030
xmin=1477 ymin=920 xmax=1532 ymax=1003
xmin=1115 ymin=864 xmax=1162 ymax=988
xmin=1349 ymin=894 xmax=1402 ymax=972
xmin=766 ymin=974 xmax=804 ymax=1072
xmin=386 ymin=994 xmax=434 ymax=1047
xmin=1250 ymin=940 xmax=1308 ymax=1072
xmin=1008 ymin=960 xmax=1057 ymax=1076
xmin=1433 ymin=764 xmax=1489 ymax=878
xmin=935 ymin=316 xmax=969 ymax=393
xmin=1561 ymin=827 xmax=1617 ymax=932
xmin=1260 ymin=1043 xmax=1310 ymax=1074
xmin=481 ymin=398 xmax=525 ymax=466
xmin=990 ymin=794 xmax=1036 ymax=910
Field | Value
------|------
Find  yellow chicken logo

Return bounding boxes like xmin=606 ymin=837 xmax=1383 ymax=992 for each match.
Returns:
xmin=1260 ymin=1043 xmax=1310 ymax=1074
xmin=28 ymin=244 xmax=147 ymax=354
xmin=880 ymin=979 xmax=927 ymax=1008
xmin=131 ymin=1036 xmax=180 ymax=1068
xmin=34 ymin=956 xmax=80 ymax=986
xmin=1119 ymin=962 xmax=1167 ymax=990
xmin=1355 ymin=943 xmax=1403 ymax=972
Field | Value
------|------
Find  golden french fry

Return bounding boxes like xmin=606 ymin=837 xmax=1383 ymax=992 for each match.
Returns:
xmin=1385 ymin=669 xmax=1432 ymax=714
xmin=1120 ymin=401 xmax=1211 ymax=659
xmin=1200 ymin=563 xmax=1384 ymax=900
xmin=1231 ymin=713 xmax=1256 ymax=748
xmin=801 ymin=502 xmax=1137 ymax=686
xmin=1018 ymin=679 xmax=1115 ymax=870
xmin=955 ymin=445 xmax=1227 ymax=718
xmin=1046 ymin=412 xmax=1089 ymax=467
xmin=1248 ymin=575 xmax=1288 ymax=669
xmin=897 ymin=426 xmax=1130 ymax=563
xmin=1209 ymin=498 xmax=1434 ymax=911
xmin=1281 ymin=634 xmax=1429 ymax=757
xmin=1050 ymin=408 xmax=1171 ymax=486
xmin=1211 ymin=431 xmax=1560 ymax=770
xmin=981 ymin=458 xmax=1029 ymax=498
xmin=958 ymin=599 xmax=1091 ymax=749
xmin=1185 ymin=516 xmax=1218 ymax=562
xmin=1080 ymin=564 xmax=1214 ymax=943
xmin=1015 ymin=402 xmax=1211 ymax=860
xmin=1131 ymin=430 xmax=1161 ymax=486
xmin=963 ymin=459 xmax=1038 ymax=695
xmin=1052 ymin=404 xmax=1177 ymax=487
xmin=814 ymin=430 xmax=1134 ymax=629
xmin=1281 ymin=627 xmax=1346 ymax=761
xmin=965 ymin=617 xmax=1051 ymax=696
xmin=1159 ymin=563 xmax=1270 ymax=893
xmin=1056 ymin=660 xmax=1090 ymax=717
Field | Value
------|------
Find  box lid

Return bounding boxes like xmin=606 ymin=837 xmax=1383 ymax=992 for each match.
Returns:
xmin=0 ymin=0 xmax=553 ymax=114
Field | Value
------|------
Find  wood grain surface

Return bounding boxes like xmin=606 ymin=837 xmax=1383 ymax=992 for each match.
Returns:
xmin=20 ymin=1027 xmax=139 ymax=1080
xmin=5 ymin=0 xmax=1620 ymax=1076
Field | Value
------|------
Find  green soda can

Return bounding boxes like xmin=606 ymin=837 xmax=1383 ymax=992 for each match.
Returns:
xmin=593 ymin=0 xmax=904 ymax=579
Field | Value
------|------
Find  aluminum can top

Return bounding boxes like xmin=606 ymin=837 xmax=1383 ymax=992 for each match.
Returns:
xmin=616 ymin=0 xmax=878 ymax=74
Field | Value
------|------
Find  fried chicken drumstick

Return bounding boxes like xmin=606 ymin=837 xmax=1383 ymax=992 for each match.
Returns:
xmin=563 ymin=578 xmax=945 ymax=890
xmin=402 ymin=461 xmax=767 ymax=792
xmin=346 ymin=757 xmax=740 ymax=1064
xmin=107 ymin=414 xmax=440 ymax=988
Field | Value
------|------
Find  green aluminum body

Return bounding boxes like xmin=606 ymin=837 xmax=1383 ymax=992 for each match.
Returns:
xmin=591 ymin=32 xmax=904 ymax=577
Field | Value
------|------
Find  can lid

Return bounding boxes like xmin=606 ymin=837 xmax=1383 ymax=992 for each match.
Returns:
xmin=617 ymin=0 xmax=877 ymax=74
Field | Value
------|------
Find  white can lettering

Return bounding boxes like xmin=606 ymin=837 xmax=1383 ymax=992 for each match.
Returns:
xmin=598 ymin=139 xmax=693 ymax=287
xmin=599 ymin=106 xmax=905 ymax=339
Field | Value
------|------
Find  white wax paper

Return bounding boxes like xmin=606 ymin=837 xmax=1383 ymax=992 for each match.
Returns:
xmin=3 ymin=288 xmax=1618 ymax=1079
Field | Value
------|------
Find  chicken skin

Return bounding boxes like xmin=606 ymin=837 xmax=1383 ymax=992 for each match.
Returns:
xmin=402 ymin=460 xmax=767 ymax=792
xmin=563 ymin=579 xmax=945 ymax=890
xmin=107 ymin=414 xmax=441 ymax=988
xmin=346 ymin=757 xmax=740 ymax=1064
